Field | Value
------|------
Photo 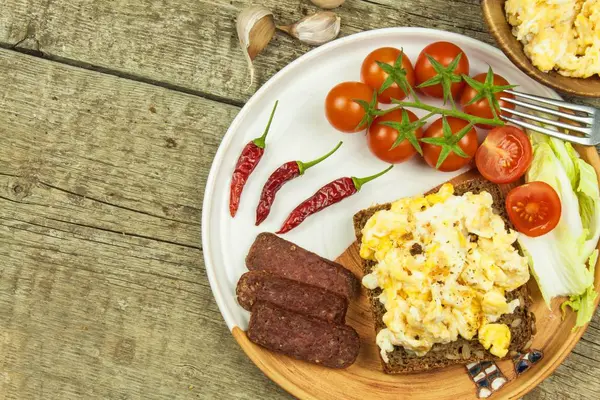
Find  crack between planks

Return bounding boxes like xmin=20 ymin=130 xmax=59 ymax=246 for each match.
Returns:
xmin=0 ymin=195 xmax=23 ymax=204
xmin=0 ymin=231 xmax=209 ymax=290
xmin=571 ymin=349 xmax=600 ymax=364
xmin=557 ymin=356 xmax=600 ymax=383
xmin=41 ymin=181 xmax=201 ymax=228
xmin=542 ymin=374 xmax=579 ymax=391
xmin=357 ymin=0 xmax=489 ymax=35
xmin=359 ymin=0 xmax=394 ymax=10
xmin=585 ymin=323 xmax=600 ymax=334
xmin=2 ymin=172 xmax=204 ymax=252
xmin=0 ymin=171 xmax=21 ymax=179
xmin=0 ymin=43 xmax=245 ymax=109
xmin=579 ymin=335 xmax=600 ymax=348
xmin=1 ymin=215 xmax=72 ymax=238
xmin=2 ymin=172 xmax=202 ymax=227
xmin=44 ymin=215 xmax=201 ymax=251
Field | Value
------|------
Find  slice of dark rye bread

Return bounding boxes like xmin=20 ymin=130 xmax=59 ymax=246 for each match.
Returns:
xmin=352 ymin=176 xmax=537 ymax=374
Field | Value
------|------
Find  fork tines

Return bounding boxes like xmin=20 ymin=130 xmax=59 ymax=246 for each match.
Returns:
xmin=499 ymin=89 xmax=599 ymax=146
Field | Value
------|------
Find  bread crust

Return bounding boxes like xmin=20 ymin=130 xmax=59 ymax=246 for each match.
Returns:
xmin=353 ymin=177 xmax=537 ymax=374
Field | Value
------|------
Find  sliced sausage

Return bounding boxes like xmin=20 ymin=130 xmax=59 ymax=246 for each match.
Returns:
xmin=236 ymin=271 xmax=347 ymax=323
xmin=247 ymin=301 xmax=360 ymax=369
xmin=245 ymin=232 xmax=360 ymax=299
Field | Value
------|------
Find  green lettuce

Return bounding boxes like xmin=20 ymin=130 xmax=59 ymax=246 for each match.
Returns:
xmin=561 ymin=250 xmax=599 ymax=329
xmin=550 ymin=138 xmax=577 ymax=187
xmin=577 ymin=158 xmax=600 ymax=243
xmin=520 ymin=127 xmax=600 ymax=328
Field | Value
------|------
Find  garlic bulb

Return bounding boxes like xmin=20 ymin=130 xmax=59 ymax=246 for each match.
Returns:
xmin=310 ymin=0 xmax=345 ymax=9
xmin=236 ymin=6 xmax=275 ymax=87
xmin=277 ymin=12 xmax=341 ymax=46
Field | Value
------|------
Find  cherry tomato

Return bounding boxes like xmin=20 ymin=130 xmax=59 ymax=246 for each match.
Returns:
xmin=459 ymin=73 xmax=515 ymax=129
xmin=422 ymin=117 xmax=479 ymax=172
xmin=360 ymin=47 xmax=415 ymax=103
xmin=367 ymin=109 xmax=423 ymax=163
xmin=415 ymin=41 xmax=470 ymax=99
xmin=506 ymin=181 xmax=561 ymax=237
xmin=475 ymin=126 xmax=532 ymax=184
xmin=325 ymin=81 xmax=375 ymax=133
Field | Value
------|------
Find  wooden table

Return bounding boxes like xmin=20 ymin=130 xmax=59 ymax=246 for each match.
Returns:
xmin=1 ymin=1 xmax=599 ymax=398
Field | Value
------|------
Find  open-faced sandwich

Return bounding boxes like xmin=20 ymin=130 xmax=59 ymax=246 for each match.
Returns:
xmin=354 ymin=177 xmax=536 ymax=373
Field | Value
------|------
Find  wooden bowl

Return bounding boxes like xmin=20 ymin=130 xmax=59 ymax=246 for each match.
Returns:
xmin=481 ymin=0 xmax=600 ymax=98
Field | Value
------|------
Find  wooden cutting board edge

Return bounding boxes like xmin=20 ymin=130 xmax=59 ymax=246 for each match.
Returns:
xmin=232 ymin=144 xmax=600 ymax=400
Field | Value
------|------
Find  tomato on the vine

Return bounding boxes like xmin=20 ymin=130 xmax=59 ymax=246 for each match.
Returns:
xmin=475 ymin=126 xmax=532 ymax=184
xmin=367 ymin=109 xmax=424 ymax=163
xmin=360 ymin=47 xmax=415 ymax=103
xmin=460 ymin=70 xmax=516 ymax=129
xmin=421 ymin=117 xmax=478 ymax=172
xmin=325 ymin=81 xmax=375 ymax=133
xmin=415 ymin=41 xmax=470 ymax=100
xmin=506 ymin=181 xmax=561 ymax=237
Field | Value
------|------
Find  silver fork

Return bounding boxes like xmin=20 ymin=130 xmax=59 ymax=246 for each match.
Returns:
xmin=499 ymin=90 xmax=600 ymax=146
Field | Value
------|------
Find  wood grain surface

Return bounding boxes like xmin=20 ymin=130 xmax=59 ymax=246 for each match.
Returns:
xmin=1 ymin=0 xmax=598 ymax=108
xmin=0 ymin=0 xmax=599 ymax=399
xmin=0 ymin=49 xmax=287 ymax=399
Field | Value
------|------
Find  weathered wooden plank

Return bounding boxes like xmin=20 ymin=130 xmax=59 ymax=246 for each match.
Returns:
xmin=0 ymin=213 xmax=288 ymax=399
xmin=0 ymin=47 xmax=239 ymax=248
xmin=0 ymin=0 xmax=493 ymax=105
xmin=0 ymin=48 xmax=289 ymax=399
xmin=1 ymin=47 xmax=598 ymax=399
xmin=2 ymin=0 xmax=597 ymax=109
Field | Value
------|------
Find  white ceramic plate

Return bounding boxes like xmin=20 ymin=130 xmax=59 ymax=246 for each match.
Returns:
xmin=201 ymin=27 xmax=558 ymax=332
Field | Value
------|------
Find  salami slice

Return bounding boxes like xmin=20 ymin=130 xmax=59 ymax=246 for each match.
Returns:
xmin=247 ymin=301 xmax=360 ymax=369
xmin=236 ymin=271 xmax=347 ymax=323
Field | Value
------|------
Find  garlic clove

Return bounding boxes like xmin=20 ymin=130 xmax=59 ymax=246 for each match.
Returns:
xmin=277 ymin=11 xmax=341 ymax=46
xmin=310 ymin=0 xmax=345 ymax=9
xmin=237 ymin=6 xmax=275 ymax=87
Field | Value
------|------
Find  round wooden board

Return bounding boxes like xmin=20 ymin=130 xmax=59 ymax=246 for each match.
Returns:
xmin=233 ymin=146 xmax=600 ymax=400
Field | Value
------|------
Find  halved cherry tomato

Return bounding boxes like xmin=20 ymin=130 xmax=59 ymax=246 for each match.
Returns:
xmin=415 ymin=41 xmax=470 ymax=99
xmin=367 ymin=109 xmax=423 ymax=163
xmin=459 ymin=73 xmax=515 ymax=129
xmin=422 ymin=117 xmax=479 ymax=172
xmin=506 ymin=182 xmax=561 ymax=237
xmin=325 ymin=81 xmax=375 ymax=133
xmin=475 ymin=126 xmax=532 ymax=184
xmin=360 ymin=47 xmax=415 ymax=103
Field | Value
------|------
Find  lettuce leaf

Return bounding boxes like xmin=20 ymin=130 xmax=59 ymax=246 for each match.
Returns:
xmin=576 ymin=158 xmax=600 ymax=243
xmin=520 ymin=143 xmax=593 ymax=302
xmin=549 ymin=138 xmax=577 ymax=187
xmin=520 ymin=132 xmax=599 ymax=327
xmin=561 ymin=250 xmax=599 ymax=329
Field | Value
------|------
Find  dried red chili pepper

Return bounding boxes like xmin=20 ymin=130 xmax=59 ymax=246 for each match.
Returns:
xmin=277 ymin=165 xmax=394 ymax=234
xmin=255 ymin=141 xmax=343 ymax=226
xmin=229 ymin=101 xmax=278 ymax=217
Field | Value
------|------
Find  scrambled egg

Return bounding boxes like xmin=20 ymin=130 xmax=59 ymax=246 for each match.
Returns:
xmin=479 ymin=324 xmax=512 ymax=358
xmin=505 ymin=0 xmax=600 ymax=78
xmin=360 ymin=184 xmax=529 ymax=361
